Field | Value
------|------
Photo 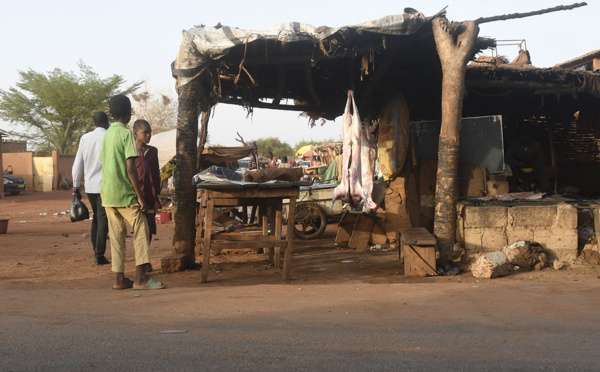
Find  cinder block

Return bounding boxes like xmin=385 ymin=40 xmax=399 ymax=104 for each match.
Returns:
xmin=551 ymin=249 xmax=579 ymax=262
xmin=464 ymin=227 xmax=483 ymax=253
xmin=510 ymin=206 xmax=556 ymax=227
xmin=506 ymin=227 xmax=534 ymax=244
xmin=481 ymin=227 xmax=508 ymax=252
xmin=533 ymin=228 xmax=578 ymax=251
xmin=464 ymin=206 xmax=507 ymax=228
xmin=553 ymin=204 xmax=577 ymax=229
xmin=463 ymin=227 xmax=507 ymax=253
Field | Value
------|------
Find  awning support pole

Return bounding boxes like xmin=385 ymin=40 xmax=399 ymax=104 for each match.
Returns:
xmin=170 ymin=78 xmax=201 ymax=269
xmin=432 ymin=18 xmax=479 ymax=260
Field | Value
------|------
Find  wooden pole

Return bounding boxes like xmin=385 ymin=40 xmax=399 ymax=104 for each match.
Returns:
xmin=432 ymin=19 xmax=480 ymax=261
xmin=196 ymin=110 xmax=210 ymax=170
xmin=474 ymin=2 xmax=586 ymax=24
xmin=172 ymin=78 xmax=201 ymax=267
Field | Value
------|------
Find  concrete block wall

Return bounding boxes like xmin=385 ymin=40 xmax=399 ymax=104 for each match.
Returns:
xmin=458 ymin=203 xmax=578 ymax=262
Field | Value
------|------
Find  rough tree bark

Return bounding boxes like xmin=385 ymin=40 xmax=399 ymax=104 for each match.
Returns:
xmin=432 ymin=19 xmax=479 ymax=260
xmin=168 ymin=78 xmax=201 ymax=270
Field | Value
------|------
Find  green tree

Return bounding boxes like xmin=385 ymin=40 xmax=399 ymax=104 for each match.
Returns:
xmin=0 ymin=61 xmax=141 ymax=154
xmin=294 ymin=138 xmax=338 ymax=151
xmin=251 ymin=137 xmax=293 ymax=159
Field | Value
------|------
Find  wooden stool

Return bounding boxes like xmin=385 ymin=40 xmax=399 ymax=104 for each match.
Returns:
xmin=399 ymin=227 xmax=437 ymax=277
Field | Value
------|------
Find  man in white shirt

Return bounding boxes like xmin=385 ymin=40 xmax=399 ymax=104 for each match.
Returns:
xmin=72 ymin=112 xmax=110 ymax=265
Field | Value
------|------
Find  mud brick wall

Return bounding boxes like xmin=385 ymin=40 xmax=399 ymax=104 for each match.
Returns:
xmin=458 ymin=203 xmax=577 ymax=262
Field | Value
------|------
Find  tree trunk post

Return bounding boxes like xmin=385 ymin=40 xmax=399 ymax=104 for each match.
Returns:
xmin=166 ymin=78 xmax=201 ymax=271
xmin=197 ymin=110 xmax=210 ymax=170
xmin=432 ymin=19 xmax=479 ymax=260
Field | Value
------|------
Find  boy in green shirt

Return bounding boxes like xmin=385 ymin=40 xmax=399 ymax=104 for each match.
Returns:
xmin=100 ymin=94 xmax=166 ymax=290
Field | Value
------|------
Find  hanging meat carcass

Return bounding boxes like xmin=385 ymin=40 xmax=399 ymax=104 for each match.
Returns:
xmin=330 ymin=91 xmax=353 ymax=207
xmin=330 ymin=90 xmax=378 ymax=211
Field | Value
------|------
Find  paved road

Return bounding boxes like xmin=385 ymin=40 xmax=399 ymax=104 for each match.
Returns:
xmin=2 ymin=280 xmax=600 ymax=371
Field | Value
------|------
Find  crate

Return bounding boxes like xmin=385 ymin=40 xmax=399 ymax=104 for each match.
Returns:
xmin=155 ymin=212 xmax=172 ymax=224
xmin=400 ymin=227 xmax=437 ymax=277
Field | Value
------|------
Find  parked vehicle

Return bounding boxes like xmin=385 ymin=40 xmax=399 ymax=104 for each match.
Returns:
xmin=3 ymin=166 xmax=27 ymax=195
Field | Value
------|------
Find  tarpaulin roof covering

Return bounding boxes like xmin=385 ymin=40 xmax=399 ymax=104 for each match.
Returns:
xmin=172 ymin=8 xmax=459 ymax=121
xmin=172 ymin=8 xmax=599 ymax=125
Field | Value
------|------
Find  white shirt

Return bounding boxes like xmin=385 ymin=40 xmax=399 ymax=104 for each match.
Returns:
xmin=72 ymin=127 xmax=106 ymax=194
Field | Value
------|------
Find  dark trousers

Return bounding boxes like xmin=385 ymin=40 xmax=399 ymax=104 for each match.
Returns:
xmin=87 ymin=193 xmax=108 ymax=259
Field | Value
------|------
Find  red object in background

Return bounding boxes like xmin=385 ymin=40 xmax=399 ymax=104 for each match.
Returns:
xmin=155 ymin=212 xmax=172 ymax=224
xmin=301 ymin=150 xmax=314 ymax=159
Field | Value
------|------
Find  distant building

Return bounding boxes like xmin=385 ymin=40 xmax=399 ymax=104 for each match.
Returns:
xmin=1 ymin=139 xmax=27 ymax=153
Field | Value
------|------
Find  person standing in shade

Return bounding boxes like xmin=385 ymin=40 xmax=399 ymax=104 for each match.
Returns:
xmin=100 ymin=95 xmax=166 ymax=290
xmin=72 ymin=111 xmax=110 ymax=265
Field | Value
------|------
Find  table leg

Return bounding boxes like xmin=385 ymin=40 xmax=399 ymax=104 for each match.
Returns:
xmin=202 ymin=196 xmax=214 ymax=283
xmin=261 ymin=205 xmax=274 ymax=263
xmin=274 ymin=199 xmax=282 ymax=268
xmin=283 ymin=197 xmax=296 ymax=282
xmin=195 ymin=199 xmax=206 ymax=256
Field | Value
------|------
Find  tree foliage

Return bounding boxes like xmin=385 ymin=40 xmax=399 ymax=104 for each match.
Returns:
xmin=131 ymin=85 xmax=177 ymax=134
xmin=0 ymin=61 xmax=141 ymax=154
xmin=251 ymin=137 xmax=293 ymax=159
xmin=293 ymin=137 xmax=337 ymax=151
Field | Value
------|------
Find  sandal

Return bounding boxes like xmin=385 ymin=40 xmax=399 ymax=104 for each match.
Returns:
xmin=133 ymin=278 xmax=167 ymax=290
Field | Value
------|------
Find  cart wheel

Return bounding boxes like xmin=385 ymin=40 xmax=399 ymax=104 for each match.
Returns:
xmin=293 ymin=203 xmax=327 ymax=240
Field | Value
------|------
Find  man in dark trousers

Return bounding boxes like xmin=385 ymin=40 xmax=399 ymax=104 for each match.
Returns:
xmin=72 ymin=112 xmax=110 ymax=265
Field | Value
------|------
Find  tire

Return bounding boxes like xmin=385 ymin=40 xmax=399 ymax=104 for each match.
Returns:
xmin=293 ymin=203 xmax=327 ymax=240
xmin=10 ymin=191 xmax=20 ymax=195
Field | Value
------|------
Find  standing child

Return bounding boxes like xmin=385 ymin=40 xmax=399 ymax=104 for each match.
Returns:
xmin=133 ymin=119 xmax=162 ymax=272
xmin=100 ymin=94 xmax=166 ymax=290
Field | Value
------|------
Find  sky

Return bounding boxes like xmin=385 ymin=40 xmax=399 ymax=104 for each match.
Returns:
xmin=0 ymin=0 xmax=596 ymax=150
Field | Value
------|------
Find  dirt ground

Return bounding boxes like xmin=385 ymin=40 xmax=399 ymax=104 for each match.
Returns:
xmin=1 ymin=190 xmax=599 ymax=288
xmin=3 ymin=191 xmax=600 ymax=370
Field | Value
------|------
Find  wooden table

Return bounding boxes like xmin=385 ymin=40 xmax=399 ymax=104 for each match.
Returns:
xmin=196 ymin=183 xmax=299 ymax=283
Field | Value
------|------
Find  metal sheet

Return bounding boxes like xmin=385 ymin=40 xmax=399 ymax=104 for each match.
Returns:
xmin=410 ymin=115 xmax=504 ymax=172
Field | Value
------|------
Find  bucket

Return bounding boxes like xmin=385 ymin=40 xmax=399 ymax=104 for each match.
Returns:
xmin=0 ymin=219 xmax=9 ymax=234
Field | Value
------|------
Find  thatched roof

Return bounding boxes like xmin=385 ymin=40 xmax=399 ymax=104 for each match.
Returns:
xmin=464 ymin=63 xmax=600 ymax=122
xmin=172 ymin=9 xmax=599 ymax=125
xmin=173 ymin=8 xmax=494 ymax=122
xmin=555 ymin=49 xmax=600 ymax=70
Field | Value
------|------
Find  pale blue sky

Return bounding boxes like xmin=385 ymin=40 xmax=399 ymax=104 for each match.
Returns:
xmin=0 ymin=0 xmax=595 ymax=148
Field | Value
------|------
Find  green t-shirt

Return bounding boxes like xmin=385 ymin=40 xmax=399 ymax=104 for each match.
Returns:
xmin=99 ymin=122 xmax=139 ymax=207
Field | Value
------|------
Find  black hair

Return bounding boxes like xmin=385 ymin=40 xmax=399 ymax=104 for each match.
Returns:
xmin=282 ymin=156 xmax=288 ymax=162
xmin=133 ymin=119 xmax=150 ymax=131
xmin=93 ymin=111 xmax=109 ymax=127
xmin=108 ymin=94 xmax=131 ymax=120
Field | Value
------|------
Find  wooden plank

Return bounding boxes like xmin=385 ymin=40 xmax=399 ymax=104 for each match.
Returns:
xmin=370 ymin=209 xmax=388 ymax=245
xmin=385 ymin=176 xmax=412 ymax=244
xmin=208 ymin=187 xmax=299 ymax=199
xmin=283 ymin=197 xmax=296 ymax=282
xmin=202 ymin=197 xmax=215 ymax=283
xmin=348 ymin=214 xmax=377 ymax=250
xmin=212 ymin=233 xmax=276 ymax=241
xmin=212 ymin=208 xmax=239 ymax=225
xmin=404 ymin=244 xmax=437 ymax=277
xmin=207 ymin=198 xmax=272 ymax=207
xmin=274 ymin=199 xmax=283 ymax=269
xmin=399 ymin=227 xmax=437 ymax=246
xmin=335 ymin=212 xmax=358 ymax=246
xmin=211 ymin=241 xmax=288 ymax=250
